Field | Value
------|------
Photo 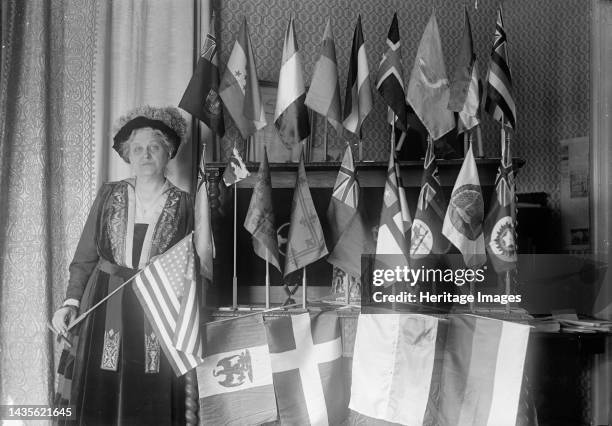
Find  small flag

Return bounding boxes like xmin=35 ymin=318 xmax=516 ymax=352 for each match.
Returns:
xmin=284 ymin=151 xmax=328 ymax=276
xmin=265 ymin=311 xmax=347 ymax=425
xmin=375 ymin=150 xmax=410 ymax=268
xmin=438 ymin=315 xmax=530 ymax=426
xmin=484 ymin=137 xmax=517 ymax=272
xmin=350 ymin=314 xmax=439 ymax=425
xmin=219 ymin=18 xmax=266 ymax=139
xmin=376 ymin=13 xmax=408 ymax=132
xmin=448 ymin=7 xmax=480 ymax=133
xmin=132 ymin=234 xmax=203 ymax=376
xmin=305 ymin=18 xmax=343 ymax=135
xmin=327 ymin=144 xmax=374 ymax=277
xmin=244 ymin=147 xmax=282 ymax=272
xmin=442 ymin=143 xmax=486 ymax=267
xmin=406 ymin=12 xmax=455 ymax=141
xmin=410 ymin=138 xmax=450 ymax=267
xmin=222 ymin=147 xmax=250 ymax=186
xmin=194 ymin=152 xmax=215 ymax=281
xmin=484 ymin=5 xmax=516 ymax=129
xmin=343 ymin=15 xmax=373 ymax=135
xmin=197 ymin=314 xmax=277 ymax=426
xmin=179 ymin=15 xmax=225 ymax=137
xmin=274 ymin=17 xmax=310 ymax=148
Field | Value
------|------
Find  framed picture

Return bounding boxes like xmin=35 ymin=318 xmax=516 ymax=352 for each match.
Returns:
xmin=247 ymin=81 xmax=316 ymax=162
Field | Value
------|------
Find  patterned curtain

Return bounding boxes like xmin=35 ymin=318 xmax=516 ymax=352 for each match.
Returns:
xmin=0 ymin=0 xmax=198 ymax=407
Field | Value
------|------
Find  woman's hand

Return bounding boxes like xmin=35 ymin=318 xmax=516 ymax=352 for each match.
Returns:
xmin=52 ymin=306 xmax=78 ymax=336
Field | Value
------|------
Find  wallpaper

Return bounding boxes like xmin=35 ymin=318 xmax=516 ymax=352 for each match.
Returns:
xmin=217 ymin=0 xmax=591 ymax=214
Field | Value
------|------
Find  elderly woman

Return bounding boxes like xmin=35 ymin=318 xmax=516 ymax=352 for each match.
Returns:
xmin=51 ymin=106 xmax=193 ymax=425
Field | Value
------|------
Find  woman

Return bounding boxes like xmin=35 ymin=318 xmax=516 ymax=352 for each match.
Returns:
xmin=51 ymin=105 xmax=193 ymax=425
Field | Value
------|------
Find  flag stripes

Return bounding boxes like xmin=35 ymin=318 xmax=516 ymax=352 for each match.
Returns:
xmin=484 ymin=6 xmax=516 ymax=129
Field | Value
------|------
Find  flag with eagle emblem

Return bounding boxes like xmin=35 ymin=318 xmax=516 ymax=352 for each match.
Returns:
xmin=484 ymin=137 xmax=517 ymax=272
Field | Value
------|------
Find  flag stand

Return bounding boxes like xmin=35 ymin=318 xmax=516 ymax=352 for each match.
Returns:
xmin=302 ymin=267 xmax=307 ymax=309
xmin=232 ymin=142 xmax=239 ymax=310
xmin=265 ymin=249 xmax=270 ymax=309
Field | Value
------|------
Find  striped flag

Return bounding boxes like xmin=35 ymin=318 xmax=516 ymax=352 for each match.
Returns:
xmin=439 ymin=315 xmax=530 ymax=426
xmin=244 ymin=147 xmax=282 ymax=272
xmin=133 ymin=234 xmax=203 ymax=376
xmin=194 ymin=150 xmax=215 ymax=281
xmin=484 ymin=5 xmax=516 ymax=129
xmin=265 ymin=311 xmax=347 ymax=425
xmin=406 ymin=12 xmax=455 ymax=141
xmin=350 ymin=314 xmax=439 ymax=425
xmin=376 ymin=13 xmax=408 ymax=132
xmin=275 ymin=17 xmax=310 ymax=148
xmin=448 ymin=7 xmax=480 ymax=133
xmin=284 ymin=151 xmax=328 ymax=276
xmin=219 ymin=18 xmax=266 ymax=139
xmin=375 ymin=150 xmax=410 ymax=268
xmin=410 ymin=138 xmax=450 ymax=268
xmin=327 ymin=144 xmax=374 ymax=277
xmin=343 ymin=15 xmax=373 ymax=135
xmin=222 ymin=147 xmax=250 ymax=186
xmin=484 ymin=137 xmax=517 ymax=272
xmin=442 ymin=143 xmax=486 ymax=267
xmin=179 ymin=15 xmax=225 ymax=137
xmin=197 ymin=314 xmax=277 ymax=425
xmin=305 ymin=18 xmax=343 ymax=134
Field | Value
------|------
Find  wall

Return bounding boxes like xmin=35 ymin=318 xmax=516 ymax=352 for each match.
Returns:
xmin=217 ymin=0 xmax=590 ymax=218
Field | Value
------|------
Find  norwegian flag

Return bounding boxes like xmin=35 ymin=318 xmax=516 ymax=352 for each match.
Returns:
xmin=133 ymin=234 xmax=203 ymax=376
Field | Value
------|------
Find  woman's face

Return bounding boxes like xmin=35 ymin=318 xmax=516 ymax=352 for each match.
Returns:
xmin=128 ymin=128 xmax=170 ymax=178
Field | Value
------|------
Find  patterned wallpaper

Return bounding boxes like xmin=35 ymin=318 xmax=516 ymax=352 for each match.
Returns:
xmin=216 ymin=0 xmax=591 ymax=213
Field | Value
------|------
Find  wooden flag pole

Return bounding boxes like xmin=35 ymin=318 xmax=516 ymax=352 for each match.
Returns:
xmin=323 ymin=121 xmax=328 ymax=162
xmin=232 ymin=142 xmax=239 ymax=310
xmin=476 ymin=125 xmax=484 ymax=158
xmin=265 ymin=249 xmax=270 ymax=309
xmin=464 ymin=132 xmax=469 ymax=156
xmin=359 ymin=139 xmax=363 ymax=161
xmin=302 ymin=267 xmax=307 ymax=309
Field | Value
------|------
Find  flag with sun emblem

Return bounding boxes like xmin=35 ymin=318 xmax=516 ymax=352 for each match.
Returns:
xmin=484 ymin=137 xmax=517 ymax=272
xmin=410 ymin=138 xmax=450 ymax=269
xmin=442 ymin=142 xmax=486 ymax=268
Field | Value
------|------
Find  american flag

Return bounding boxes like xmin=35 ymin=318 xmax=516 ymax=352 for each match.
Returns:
xmin=133 ymin=233 xmax=203 ymax=376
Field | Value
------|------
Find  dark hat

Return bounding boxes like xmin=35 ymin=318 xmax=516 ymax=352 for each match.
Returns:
xmin=112 ymin=106 xmax=187 ymax=163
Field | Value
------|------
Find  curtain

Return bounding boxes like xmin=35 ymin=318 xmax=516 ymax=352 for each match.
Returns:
xmin=0 ymin=0 xmax=200 ymax=407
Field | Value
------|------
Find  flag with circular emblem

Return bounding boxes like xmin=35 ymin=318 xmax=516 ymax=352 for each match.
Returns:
xmin=484 ymin=137 xmax=517 ymax=272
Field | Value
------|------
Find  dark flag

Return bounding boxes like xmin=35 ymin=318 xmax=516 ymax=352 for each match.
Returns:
xmin=179 ymin=16 xmax=225 ymax=137
xmin=410 ymin=138 xmax=450 ymax=267
xmin=376 ymin=13 xmax=408 ymax=132
xmin=484 ymin=137 xmax=517 ymax=272
xmin=244 ymin=147 xmax=282 ymax=272
xmin=343 ymin=15 xmax=373 ymax=135
xmin=484 ymin=5 xmax=517 ymax=129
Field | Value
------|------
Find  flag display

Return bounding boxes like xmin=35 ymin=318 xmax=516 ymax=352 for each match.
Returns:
xmin=484 ymin=6 xmax=516 ymax=129
xmin=305 ymin=18 xmax=343 ymax=134
xmin=350 ymin=314 xmax=439 ymax=425
xmin=244 ymin=147 xmax=282 ymax=272
xmin=406 ymin=12 xmax=455 ymax=141
xmin=343 ymin=15 xmax=373 ymax=135
xmin=132 ymin=234 xmax=202 ymax=376
xmin=219 ymin=18 xmax=266 ymax=139
xmin=222 ymin=147 xmax=250 ymax=186
xmin=376 ymin=13 xmax=408 ymax=131
xmin=438 ymin=315 xmax=530 ymax=426
xmin=275 ymin=17 xmax=310 ymax=148
xmin=484 ymin=137 xmax=517 ymax=272
xmin=284 ymin=152 xmax=328 ymax=276
xmin=179 ymin=16 xmax=225 ymax=137
xmin=448 ymin=8 xmax=480 ymax=132
xmin=194 ymin=152 xmax=214 ymax=281
xmin=443 ymin=143 xmax=486 ymax=267
xmin=410 ymin=139 xmax=449 ymax=267
xmin=375 ymin=150 xmax=410 ymax=268
xmin=197 ymin=314 xmax=277 ymax=426
xmin=265 ymin=311 xmax=347 ymax=426
xmin=327 ymin=145 xmax=373 ymax=277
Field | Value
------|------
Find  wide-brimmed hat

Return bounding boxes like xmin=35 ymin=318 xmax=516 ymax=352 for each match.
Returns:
xmin=112 ymin=105 xmax=187 ymax=162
